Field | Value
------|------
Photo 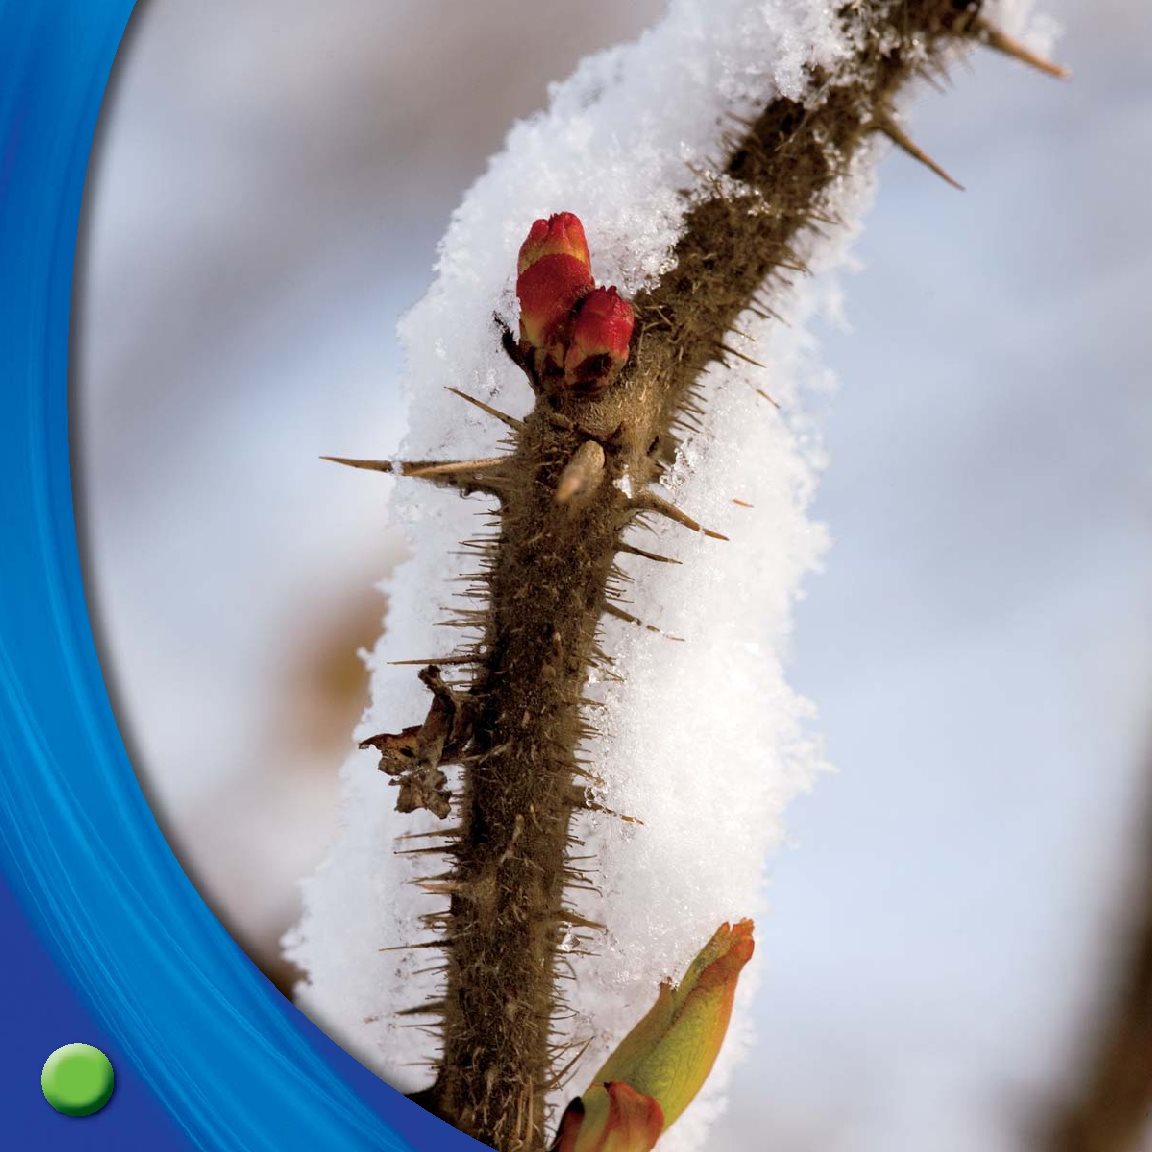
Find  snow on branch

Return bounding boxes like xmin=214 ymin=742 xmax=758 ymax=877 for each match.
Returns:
xmin=287 ymin=2 xmax=1056 ymax=1149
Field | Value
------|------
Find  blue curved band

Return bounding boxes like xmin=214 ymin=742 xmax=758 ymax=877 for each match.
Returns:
xmin=0 ymin=4 xmax=480 ymax=1148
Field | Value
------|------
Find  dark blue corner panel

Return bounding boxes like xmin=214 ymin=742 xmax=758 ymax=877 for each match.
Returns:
xmin=0 ymin=3 xmax=485 ymax=1148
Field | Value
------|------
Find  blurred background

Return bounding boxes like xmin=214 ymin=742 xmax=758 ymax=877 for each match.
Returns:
xmin=75 ymin=2 xmax=1151 ymax=1149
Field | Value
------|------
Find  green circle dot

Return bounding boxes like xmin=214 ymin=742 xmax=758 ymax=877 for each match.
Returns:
xmin=41 ymin=1044 xmax=115 ymax=1117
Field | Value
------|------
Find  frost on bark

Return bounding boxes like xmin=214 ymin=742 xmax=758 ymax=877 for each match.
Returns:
xmin=287 ymin=3 xmax=1062 ymax=1150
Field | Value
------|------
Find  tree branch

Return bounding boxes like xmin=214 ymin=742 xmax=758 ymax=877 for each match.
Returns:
xmin=351 ymin=4 xmax=1061 ymax=1148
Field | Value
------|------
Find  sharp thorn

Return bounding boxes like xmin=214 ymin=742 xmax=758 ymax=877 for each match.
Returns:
xmin=603 ymin=602 xmax=644 ymax=627
xmin=396 ymin=827 xmax=462 ymax=842
xmin=377 ymin=939 xmax=444 ymax=953
xmin=322 ymin=455 xmax=508 ymax=495
xmin=717 ymin=340 xmax=766 ymax=368
xmin=874 ymin=113 xmax=964 ymax=191
xmin=396 ymin=1001 xmax=447 ymax=1018
xmin=602 ymin=601 xmax=681 ymax=642
xmin=972 ymin=18 xmax=1069 ymax=79
xmin=446 ymin=387 xmax=524 ymax=431
xmin=321 ymin=455 xmax=395 ymax=473
xmin=629 ymin=491 xmax=729 ymax=541
xmin=582 ymin=795 xmax=645 ymax=825
xmin=617 ymin=542 xmax=682 ymax=565
xmin=555 ymin=912 xmax=607 ymax=932
xmin=404 ymin=457 xmax=509 ymax=478
xmin=389 ymin=656 xmax=476 ymax=666
xmin=756 ymin=388 xmax=782 ymax=410
xmin=415 ymin=880 xmax=467 ymax=896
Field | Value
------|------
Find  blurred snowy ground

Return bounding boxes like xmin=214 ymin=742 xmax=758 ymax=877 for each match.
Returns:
xmin=76 ymin=1 xmax=1151 ymax=1148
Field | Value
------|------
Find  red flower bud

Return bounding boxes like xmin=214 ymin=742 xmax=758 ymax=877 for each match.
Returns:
xmin=518 ymin=211 xmax=591 ymax=275
xmin=516 ymin=253 xmax=594 ymax=360
xmin=563 ymin=286 xmax=635 ymax=394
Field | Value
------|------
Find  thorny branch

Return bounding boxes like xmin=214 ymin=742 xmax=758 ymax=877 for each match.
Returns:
xmin=332 ymin=4 xmax=1065 ymax=1149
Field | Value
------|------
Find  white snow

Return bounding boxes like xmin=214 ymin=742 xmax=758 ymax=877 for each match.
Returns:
xmin=286 ymin=1 xmax=1053 ymax=1146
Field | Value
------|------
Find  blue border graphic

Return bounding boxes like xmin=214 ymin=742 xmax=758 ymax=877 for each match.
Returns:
xmin=0 ymin=4 xmax=483 ymax=1148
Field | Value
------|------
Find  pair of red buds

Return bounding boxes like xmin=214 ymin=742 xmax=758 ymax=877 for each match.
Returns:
xmin=516 ymin=212 xmax=635 ymax=397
